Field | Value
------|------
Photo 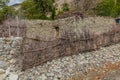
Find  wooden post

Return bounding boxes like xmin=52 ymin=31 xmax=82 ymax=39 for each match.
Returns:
xmin=74 ymin=16 xmax=77 ymax=36
xmin=16 ymin=16 xmax=19 ymax=37
xmin=8 ymin=21 xmax=11 ymax=37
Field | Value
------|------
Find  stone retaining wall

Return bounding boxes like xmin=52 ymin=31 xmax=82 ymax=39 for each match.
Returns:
xmin=26 ymin=17 xmax=115 ymax=40
xmin=0 ymin=17 xmax=117 ymax=70
xmin=22 ymin=25 xmax=120 ymax=70
xmin=21 ymin=17 xmax=118 ymax=70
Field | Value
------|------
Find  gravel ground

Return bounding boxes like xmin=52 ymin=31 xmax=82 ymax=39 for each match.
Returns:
xmin=1 ymin=43 xmax=120 ymax=80
xmin=16 ymin=43 xmax=120 ymax=80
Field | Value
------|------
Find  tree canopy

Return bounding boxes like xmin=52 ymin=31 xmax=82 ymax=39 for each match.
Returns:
xmin=0 ymin=0 xmax=9 ymax=7
xmin=96 ymin=0 xmax=120 ymax=17
xmin=0 ymin=6 xmax=16 ymax=23
xmin=20 ymin=0 xmax=55 ymax=20
xmin=0 ymin=0 xmax=16 ymax=23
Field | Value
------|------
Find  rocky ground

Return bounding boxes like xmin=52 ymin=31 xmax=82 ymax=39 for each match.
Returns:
xmin=1 ymin=42 xmax=120 ymax=80
xmin=0 ymin=37 xmax=22 ymax=80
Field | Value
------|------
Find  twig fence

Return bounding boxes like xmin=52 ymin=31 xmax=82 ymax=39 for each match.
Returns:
xmin=21 ymin=26 xmax=120 ymax=70
xmin=1 ymin=18 xmax=120 ymax=70
xmin=0 ymin=18 xmax=26 ymax=37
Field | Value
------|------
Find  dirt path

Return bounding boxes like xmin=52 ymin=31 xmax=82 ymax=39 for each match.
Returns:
xmin=70 ymin=62 xmax=120 ymax=80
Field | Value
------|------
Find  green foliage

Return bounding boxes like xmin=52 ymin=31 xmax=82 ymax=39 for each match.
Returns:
xmin=2 ymin=6 xmax=16 ymax=19
xmin=0 ymin=6 xmax=16 ymax=23
xmin=34 ymin=0 xmax=55 ymax=14
xmin=0 ymin=10 xmax=4 ymax=23
xmin=0 ymin=0 xmax=9 ymax=7
xmin=57 ymin=10 xmax=64 ymax=15
xmin=62 ymin=3 xmax=69 ymax=12
xmin=20 ymin=0 xmax=37 ymax=19
xmin=20 ymin=0 xmax=55 ymax=20
xmin=96 ymin=0 xmax=120 ymax=17
xmin=0 ymin=0 xmax=16 ymax=23
xmin=50 ymin=6 xmax=56 ymax=20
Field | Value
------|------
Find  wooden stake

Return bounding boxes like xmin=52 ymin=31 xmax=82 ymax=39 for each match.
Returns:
xmin=8 ymin=21 xmax=11 ymax=37
xmin=16 ymin=16 xmax=19 ymax=37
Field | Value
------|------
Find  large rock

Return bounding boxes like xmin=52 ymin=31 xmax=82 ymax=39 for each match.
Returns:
xmin=9 ymin=73 xmax=18 ymax=80
xmin=0 ymin=74 xmax=6 ymax=80
xmin=0 ymin=61 xmax=8 ymax=69
xmin=0 ymin=69 xmax=5 ymax=74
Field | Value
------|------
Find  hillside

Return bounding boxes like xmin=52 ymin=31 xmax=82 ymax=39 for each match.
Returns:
xmin=54 ymin=0 xmax=102 ymax=18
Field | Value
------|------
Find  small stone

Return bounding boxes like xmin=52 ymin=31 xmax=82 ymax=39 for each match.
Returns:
xmin=5 ymin=67 xmax=10 ymax=75
xmin=0 ymin=50 xmax=3 ymax=52
xmin=40 ymin=74 xmax=47 ymax=80
xmin=14 ymin=37 xmax=23 ymax=40
xmin=7 ymin=55 xmax=13 ymax=60
xmin=0 ymin=45 xmax=3 ymax=50
xmin=10 ymin=50 xmax=15 ymax=55
xmin=9 ymin=59 xmax=16 ymax=64
xmin=9 ymin=73 xmax=18 ymax=80
xmin=0 ymin=61 xmax=8 ymax=69
xmin=46 ymin=73 xmax=54 ymax=77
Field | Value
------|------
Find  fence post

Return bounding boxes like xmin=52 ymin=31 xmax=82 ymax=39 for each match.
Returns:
xmin=16 ymin=16 xmax=20 ymax=37
xmin=8 ymin=21 xmax=11 ymax=37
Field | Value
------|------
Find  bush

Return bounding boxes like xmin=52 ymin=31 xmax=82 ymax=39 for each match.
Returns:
xmin=62 ymin=3 xmax=69 ymax=12
xmin=0 ymin=6 xmax=16 ymax=23
xmin=20 ymin=0 xmax=55 ymax=20
xmin=96 ymin=0 xmax=120 ymax=17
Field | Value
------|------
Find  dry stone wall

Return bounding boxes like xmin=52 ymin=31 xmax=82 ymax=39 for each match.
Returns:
xmin=26 ymin=17 xmax=115 ymax=40
xmin=0 ymin=17 xmax=116 ymax=70
xmin=21 ymin=17 xmax=117 ymax=69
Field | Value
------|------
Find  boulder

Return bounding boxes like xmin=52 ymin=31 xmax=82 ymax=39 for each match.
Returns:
xmin=9 ymin=73 xmax=18 ymax=80
xmin=0 ymin=74 xmax=6 ymax=80
xmin=0 ymin=61 xmax=8 ymax=69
